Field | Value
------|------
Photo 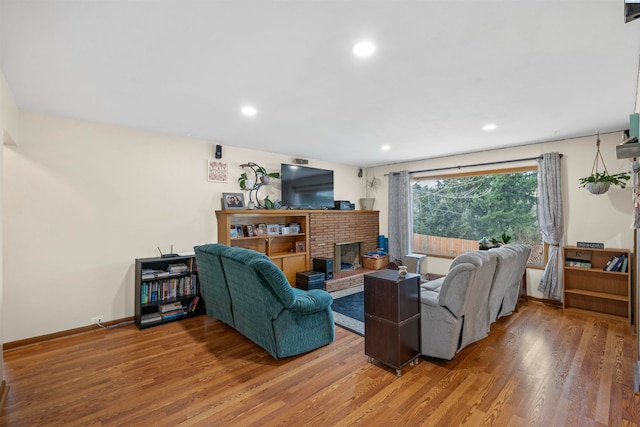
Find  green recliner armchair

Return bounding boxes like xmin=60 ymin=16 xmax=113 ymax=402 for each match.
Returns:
xmin=195 ymin=244 xmax=335 ymax=359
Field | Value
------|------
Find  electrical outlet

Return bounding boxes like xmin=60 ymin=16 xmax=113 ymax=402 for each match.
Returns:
xmin=91 ymin=315 xmax=103 ymax=325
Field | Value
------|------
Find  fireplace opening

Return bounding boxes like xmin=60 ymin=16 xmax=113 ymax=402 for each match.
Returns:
xmin=334 ymin=240 xmax=366 ymax=273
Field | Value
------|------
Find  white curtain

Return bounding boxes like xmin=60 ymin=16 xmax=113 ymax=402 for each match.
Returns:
xmin=537 ymin=152 xmax=563 ymax=300
xmin=388 ymin=171 xmax=412 ymax=265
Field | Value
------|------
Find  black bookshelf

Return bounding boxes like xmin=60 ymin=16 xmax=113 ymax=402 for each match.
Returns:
xmin=134 ymin=254 xmax=205 ymax=329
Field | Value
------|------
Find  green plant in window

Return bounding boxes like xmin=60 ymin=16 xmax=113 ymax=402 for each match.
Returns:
xmin=490 ymin=233 xmax=512 ymax=247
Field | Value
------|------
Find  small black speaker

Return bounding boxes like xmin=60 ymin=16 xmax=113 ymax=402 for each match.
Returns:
xmin=215 ymin=144 xmax=222 ymax=159
xmin=313 ymin=257 xmax=334 ymax=280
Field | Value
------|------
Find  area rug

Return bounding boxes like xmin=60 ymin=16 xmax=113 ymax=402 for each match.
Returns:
xmin=330 ymin=284 xmax=364 ymax=336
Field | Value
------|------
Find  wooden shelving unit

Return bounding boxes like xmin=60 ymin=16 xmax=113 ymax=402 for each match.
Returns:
xmin=215 ymin=210 xmax=310 ymax=285
xmin=562 ymin=246 xmax=631 ymax=323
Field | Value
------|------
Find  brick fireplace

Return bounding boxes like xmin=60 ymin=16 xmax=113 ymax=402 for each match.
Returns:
xmin=307 ymin=211 xmax=379 ymax=292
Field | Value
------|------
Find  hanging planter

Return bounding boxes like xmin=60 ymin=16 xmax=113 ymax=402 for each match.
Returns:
xmin=585 ymin=181 xmax=611 ymax=195
xmin=578 ymin=133 xmax=630 ymax=195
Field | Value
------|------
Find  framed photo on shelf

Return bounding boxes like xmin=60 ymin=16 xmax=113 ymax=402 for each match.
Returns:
xmin=234 ymin=224 xmax=244 ymax=238
xmin=257 ymin=223 xmax=268 ymax=235
xmin=246 ymin=224 xmax=256 ymax=237
xmin=295 ymin=241 xmax=306 ymax=253
xmin=267 ymin=224 xmax=280 ymax=235
xmin=230 ymin=227 xmax=238 ymax=238
xmin=222 ymin=192 xmax=245 ymax=210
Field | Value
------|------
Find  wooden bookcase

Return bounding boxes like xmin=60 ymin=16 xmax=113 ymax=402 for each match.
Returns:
xmin=562 ymin=246 xmax=631 ymax=323
xmin=134 ymin=254 xmax=204 ymax=329
xmin=215 ymin=210 xmax=310 ymax=285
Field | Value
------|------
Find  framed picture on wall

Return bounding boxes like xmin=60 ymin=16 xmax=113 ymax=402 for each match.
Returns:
xmin=208 ymin=160 xmax=228 ymax=183
xmin=222 ymin=192 xmax=245 ymax=210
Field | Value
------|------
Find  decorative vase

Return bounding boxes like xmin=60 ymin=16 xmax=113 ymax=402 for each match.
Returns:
xmin=360 ymin=198 xmax=375 ymax=210
xmin=587 ymin=181 xmax=610 ymax=195
xmin=260 ymin=176 xmax=270 ymax=185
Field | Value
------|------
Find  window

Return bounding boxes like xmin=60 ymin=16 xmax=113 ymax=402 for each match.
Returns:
xmin=412 ymin=167 xmax=543 ymax=265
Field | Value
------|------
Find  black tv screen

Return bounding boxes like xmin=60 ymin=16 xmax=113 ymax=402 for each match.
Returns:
xmin=281 ymin=164 xmax=334 ymax=209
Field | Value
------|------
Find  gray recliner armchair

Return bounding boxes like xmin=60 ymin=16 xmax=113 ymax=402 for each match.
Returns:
xmin=420 ymin=249 xmax=498 ymax=360
xmin=498 ymin=244 xmax=531 ymax=318
xmin=420 ymin=262 xmax=478 ymax=360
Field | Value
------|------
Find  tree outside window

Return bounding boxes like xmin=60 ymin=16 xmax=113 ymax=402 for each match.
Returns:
xmin=412 ymin=168 xmax=543 ymax=265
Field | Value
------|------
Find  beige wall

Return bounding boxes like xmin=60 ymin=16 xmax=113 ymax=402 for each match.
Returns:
xmin=0 ymin=67 xmax=19 ymax=383
xmin=367 ymin=131 xmax=634 ymax=298
xmin=2 ymin=112 xmax=363 ymax=343
xmin=3 ymin=109 xmax=636 ymax=341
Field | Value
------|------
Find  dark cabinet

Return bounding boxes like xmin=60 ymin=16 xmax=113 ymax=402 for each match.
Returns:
xmin=364 ymin=269 xmax=421 ymax=376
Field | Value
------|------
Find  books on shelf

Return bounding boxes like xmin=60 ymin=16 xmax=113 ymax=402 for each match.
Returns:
xmin=142 ymin=264 xmax=190 ymax=280
xmin=602 ymin=254 xmax=628 ymax=272
xmin=603 ymin=256 xmax=617 ymax=271
xmin=139 ymin=275 xmax=198 ymax=304
xmin=140 ymin=312 xmax=162 ymax=324
xmin=141 ymin=268 xmax=163 ymax=280
xmin=187 ymin=295 xmax=201 ymax=313
xmin=160 ymin=308 xmax=187 ymax=320
xmin=159 ymin=302 xmax=187 ymax=319
xmin=159 ymin=301 xmax=184 ymax=313
xmin=167 ymin=263 xmax=189 ymax=274
xmin=565 ymin=260 xmax=592 ymax=268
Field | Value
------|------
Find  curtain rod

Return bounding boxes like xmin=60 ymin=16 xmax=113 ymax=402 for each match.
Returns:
xmin=387 ymin=153 xmax=563 ymax=176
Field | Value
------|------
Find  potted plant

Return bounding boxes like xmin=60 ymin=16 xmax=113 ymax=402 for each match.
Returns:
xmin=238 ymin=162 xmax=281 ymax=209
xmin=490 ymin=233 xmax=512 ymax=247
xmin=238 ymin=163 xmax=280 ymax=189
xmin=238 ymin=172 xmax=252 ymax=190
xmin=579 ymin=133 xmax=631 ymax=195
xmin=360 ymin=177 xmax=381 ymax=210
xmin=478 ymin=237 xmax=492 ymax=250
xmin=255 ymin=166 xmax=280 ymax=185
xmin=578 ymin=171 xmax=630 ymax=195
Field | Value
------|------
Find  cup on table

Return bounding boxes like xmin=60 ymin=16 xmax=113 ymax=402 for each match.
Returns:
xmin=398 ymin=266 xmax=408 ymax=277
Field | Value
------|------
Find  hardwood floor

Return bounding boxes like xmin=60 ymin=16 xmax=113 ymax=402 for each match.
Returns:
xmin=2 ymin=301 xmax=640 ymax=426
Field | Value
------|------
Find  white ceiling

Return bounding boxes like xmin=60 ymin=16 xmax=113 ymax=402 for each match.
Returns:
xmin=1 ymin=1 xmax=640 ymax=167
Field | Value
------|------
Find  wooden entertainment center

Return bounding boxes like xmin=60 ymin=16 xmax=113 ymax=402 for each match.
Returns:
xmin=215 ymin=209 xmax=380 ymax=285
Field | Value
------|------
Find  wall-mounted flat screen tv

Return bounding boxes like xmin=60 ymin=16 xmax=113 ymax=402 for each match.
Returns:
xmin=281 ymin=164 xmax=334 ymax=209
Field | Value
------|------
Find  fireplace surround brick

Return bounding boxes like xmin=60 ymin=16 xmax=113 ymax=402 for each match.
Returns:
xmin=309 ymin=211 xmax=380 ymax=291
xmin=308 ymin=211 xmax=379 ymax=261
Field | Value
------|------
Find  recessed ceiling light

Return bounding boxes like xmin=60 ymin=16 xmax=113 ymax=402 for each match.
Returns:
xmin=353 ymin=41 xmax=376 ymax=57
xmin=241 ymin=106 xmax=257 ymax=117
xmin=483 ymin=124 xmax=497 ymax=131
xmin=381 ymin=145 xmax=391 ymax=151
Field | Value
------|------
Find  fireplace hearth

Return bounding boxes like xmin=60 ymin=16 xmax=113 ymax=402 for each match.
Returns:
xmin=334 ymin=240 xmax=366 ymax=273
